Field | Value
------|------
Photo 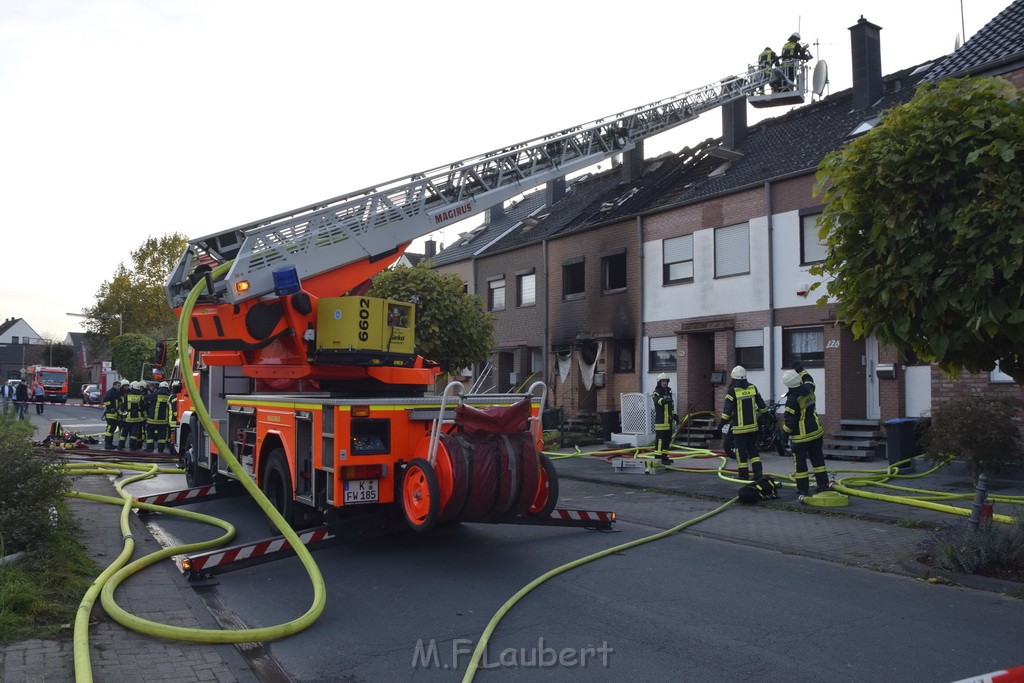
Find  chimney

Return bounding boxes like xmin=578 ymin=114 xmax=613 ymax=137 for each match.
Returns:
xmin=487 ymin=202 xmax=505 ymax=223
xmin=850 ymin=16 xmax=883 ymax=111
xmin=424 ymin=239 xmax=436 ymax=258
xmin=620 ymin=140 xmax=645 ymax=183
xmin=546 ymin=176 xmax=566 ymax=205
xmin=721 ymin=98 xmax=747 ymax=149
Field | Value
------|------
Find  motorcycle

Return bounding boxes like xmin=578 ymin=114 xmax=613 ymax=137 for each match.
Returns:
xmin=722 ymin=400 xmax=788 ymax=458
xmin=756 ymin=400 xmax=788 ymax=457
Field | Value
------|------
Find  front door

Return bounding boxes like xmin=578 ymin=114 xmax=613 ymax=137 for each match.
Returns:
xmin=865 ymin=335 xmax=880 ymax=420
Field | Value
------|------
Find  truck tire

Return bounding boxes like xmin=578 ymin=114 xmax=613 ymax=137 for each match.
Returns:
xmin=401 ymin=458 xmax=439 ymax=533
xmin=183 ymin=431 xmax=212 ymax=488
xmin=525 ymin=453 xmax=558 ymax=518
xmin=261 ymin=448 xmax=295 ymax=528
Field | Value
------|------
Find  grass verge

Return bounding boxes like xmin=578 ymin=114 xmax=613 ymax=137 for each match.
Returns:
xmin=0 ymin=502 xmax=99 ymax=644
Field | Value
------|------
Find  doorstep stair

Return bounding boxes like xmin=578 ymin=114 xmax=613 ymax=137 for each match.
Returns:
xmin=823 ymin=418 xmax=881 ymax=460
xmin=674 ymin=414 xmax=717 ymax=449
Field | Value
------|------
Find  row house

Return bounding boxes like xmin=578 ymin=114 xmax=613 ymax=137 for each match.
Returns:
xmin=429 ymin=3 xmax=1024 ymax=444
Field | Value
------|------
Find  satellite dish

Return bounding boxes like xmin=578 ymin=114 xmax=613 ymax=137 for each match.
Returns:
xmin=812 ymin=60 xmax=829 ymax=96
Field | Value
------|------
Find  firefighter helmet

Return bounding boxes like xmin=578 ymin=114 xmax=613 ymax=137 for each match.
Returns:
xmin=159 ymin=381 xmax=169 ymax=389
xmin=731 ymin=365 xmax=747 ymax=380
xmin=131 ymin=381 xmax=144 ymax=391
xmin=790 ymin=32 xmax=800 ymax=41
xmin=657 ymin=373 xmax=670 ymax=382
xmin=782 ymin=369 xmax=802 ymax=388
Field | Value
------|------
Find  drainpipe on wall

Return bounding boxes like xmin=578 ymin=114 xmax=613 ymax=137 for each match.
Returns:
xmin=764 ymin=179 xmax=777 ymax=403
xmin=636 ymin=214 xmax=645 ymax=385
xmin=543 ymin=239 xmax=550 ymax=403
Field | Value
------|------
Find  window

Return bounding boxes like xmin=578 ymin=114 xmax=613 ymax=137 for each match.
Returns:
xmin=783 ymin=327 xmax=824 ymax=367
xmin=562 ymin=258 xmax=585 ymax=299
xmin=649 ymin=336 xmax=677 ymax=371
xmin=598 ymin=252 xmax=622 ymax=292
xmin=488 ymin=277 xmax=505 ymax=311
xmin=517 ymin=272 xmax=536 ymax=307
xmin=801 ymin=212 xmax=826 ymax=265
xmin=602 ymin=252 xmax=627 ymax=293
xmin=614 ymin=340 xmax=635 ymax=372
xmin=715 ymin=222 xmax=750 ymax=278
xmin=663 ymin=235 xmax=694 ymax=284
xmin=529 ymin=348 xmax=543 ymax=373
xmin=734 ymin=329 xmax=764 ymax=370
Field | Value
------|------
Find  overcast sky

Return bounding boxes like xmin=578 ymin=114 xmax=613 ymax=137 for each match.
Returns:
xmin=0 ymin=0 xmax=1012 ymax=342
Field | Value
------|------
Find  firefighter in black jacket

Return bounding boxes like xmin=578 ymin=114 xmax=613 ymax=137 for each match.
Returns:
xmin=651 ymin=373 xmax=677 ymax=466
xmin=118 ymin=381 xmax=146 ymax=451
xmin=145 ymin=382 xmax=173 ymax=453
xmin=782 ymin=368 xmax=832 ymax=496
xmin=720 ymin=365 xmax=767 ymax=480
xmin=101 ymin=380 xmax=123 ymax=450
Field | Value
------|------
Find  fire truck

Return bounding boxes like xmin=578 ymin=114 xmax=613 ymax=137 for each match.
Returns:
xmin=25 ymin=365 xmax=69 ymax=403
xmin=163 ymin=57 xmax=814 ymax=537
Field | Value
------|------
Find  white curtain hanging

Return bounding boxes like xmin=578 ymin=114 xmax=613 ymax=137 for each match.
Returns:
xmin=579 ymin=341 xmax=602 ymax=391
xmin=556 ymin=350 xmax=572 ymax=382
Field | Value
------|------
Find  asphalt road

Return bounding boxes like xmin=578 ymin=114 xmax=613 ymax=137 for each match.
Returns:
xmin=42 ymin=403 xmax=1024 ymax=682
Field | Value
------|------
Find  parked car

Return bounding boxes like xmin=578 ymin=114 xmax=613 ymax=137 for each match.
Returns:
xmin=82 ymin=384 xmax=102 ymax=404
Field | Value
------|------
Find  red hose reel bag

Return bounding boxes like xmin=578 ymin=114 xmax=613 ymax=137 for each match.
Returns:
xmin=438 ymin=397 xmax=540 ymax=521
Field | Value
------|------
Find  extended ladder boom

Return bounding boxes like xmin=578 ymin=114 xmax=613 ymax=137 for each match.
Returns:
xmin=166 ymin=62 xmax=795 ymax=308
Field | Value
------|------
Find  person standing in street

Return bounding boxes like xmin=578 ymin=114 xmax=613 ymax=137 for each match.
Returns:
xmin=15 ymin=379 xmax=30 ymax=420
xmin=782 ymin=368 xmax=832 ymax=496
xmin=651 ymin=373 xmax=678 ymax=466
xmin=33 ymin=379 xmax=45 ymax=414
xmin=720 ymin=365 xmax=767 ymax=481
xmin=1 ymin=382 xmax=12 ymax=415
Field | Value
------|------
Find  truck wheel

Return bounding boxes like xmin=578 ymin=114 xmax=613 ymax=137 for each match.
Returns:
xmin=183 ymin=431 xmax=212 ymax=488
xmin=262 ymin=449 xmax=295 ymax=528
xmin=401 ymin=458 xmax=439 ymax=533
xmin=526 ymin=453 xmax=559 ymax=518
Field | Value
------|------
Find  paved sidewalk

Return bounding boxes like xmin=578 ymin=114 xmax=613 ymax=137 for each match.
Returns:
xmin=549 ymin=443 xmax=1024 ymax=583
xmin=1 ymin=474 xmax=259 ymax=683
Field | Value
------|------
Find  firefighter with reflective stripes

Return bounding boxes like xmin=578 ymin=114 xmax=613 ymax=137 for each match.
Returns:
xmin=780 ymin=32 xmax=812 ymax=89
xmin=651 ymin=373 xmax=678 ymax=466
xmin=118 ymin=381 xmax=146 ymax=451
xmin=757 ymin=46 xmax=779 ymax=93
xmin=101 ymin=380 xmax=123 ymax=450
xmin=782 ymin=368 xmax=832 ymax=495
xmin=145 ymin=381 xmax=173 ymax=453
xmin=720 ymin=365 xmax=767 ymax=480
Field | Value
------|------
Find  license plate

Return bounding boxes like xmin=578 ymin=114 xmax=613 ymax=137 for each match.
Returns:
xmin=343 ymin=479 xmax=378 ymax=504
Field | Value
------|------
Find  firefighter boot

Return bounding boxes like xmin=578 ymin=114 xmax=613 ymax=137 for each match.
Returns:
xmin=751 ymin=460 xmax=763 ymax=480
xmin=736 ymin=467 xmax=749 ymax=481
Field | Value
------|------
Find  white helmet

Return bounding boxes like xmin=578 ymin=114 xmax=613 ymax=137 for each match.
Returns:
xmin=731 ymin=365 xmax=747 ymax=380
xmin=657 ymin=373 xmax=670 ymax=382
xmin=131 ymin=381 xmax=144 ymax=391
xmin=159 ymin=381 xmax=169 ymax=389
xmin=782 ymin=369 xmax=802 ymax=388
xmin=790 ymin=32 xmax=800 ymax=41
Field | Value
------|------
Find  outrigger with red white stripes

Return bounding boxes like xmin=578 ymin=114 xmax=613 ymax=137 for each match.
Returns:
xmin=148 ymin=477 xmax=614 ymax=583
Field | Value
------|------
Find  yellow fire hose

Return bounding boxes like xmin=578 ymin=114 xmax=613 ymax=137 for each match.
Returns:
xmin=70 ymin=261 xmax=326 ymax=683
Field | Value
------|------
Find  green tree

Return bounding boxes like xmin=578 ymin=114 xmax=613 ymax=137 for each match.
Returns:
xmin=110 ymin=332 xmax=157 ymax=382
xmin=813 ymin=77 xmax=1024 ymax=382
xmin=368 ymin=262 xmax=494 ymax=373
xmin=81 ymin=233 xmax=189 ymax=352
